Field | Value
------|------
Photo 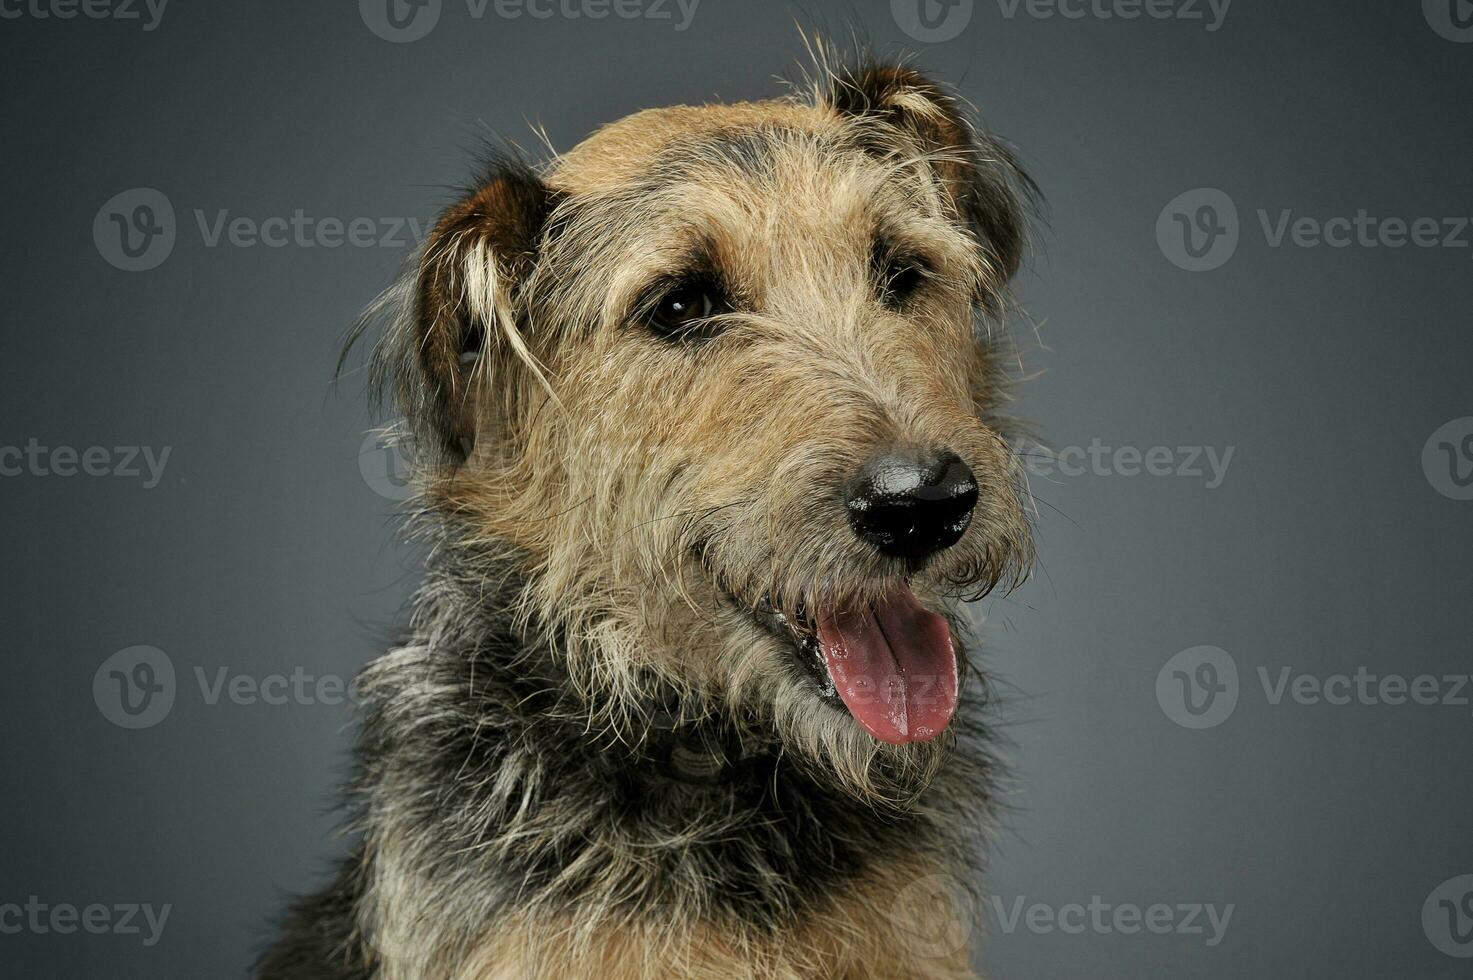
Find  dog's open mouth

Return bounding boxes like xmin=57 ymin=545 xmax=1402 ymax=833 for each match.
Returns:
xmin=744 ymin=585 xmax=959 ymax=745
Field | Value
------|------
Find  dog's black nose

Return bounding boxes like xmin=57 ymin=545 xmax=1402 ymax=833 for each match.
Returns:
xmin=845 ymin=450 xmax=979 ymax=560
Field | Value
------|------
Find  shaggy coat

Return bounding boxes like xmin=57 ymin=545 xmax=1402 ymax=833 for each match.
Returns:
xmin=259 ymin=53 xmax=1036 ymax=980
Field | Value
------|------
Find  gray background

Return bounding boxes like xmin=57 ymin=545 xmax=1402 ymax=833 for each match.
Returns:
xmin=3 ymin=0 xmax=1471 ymax=976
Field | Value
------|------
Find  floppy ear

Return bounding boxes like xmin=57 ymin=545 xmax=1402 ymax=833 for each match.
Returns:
xmin=822 ymin=60 xmax=1034 ymax=284
xmin=367 ymin=157 xmax=561 ymax=464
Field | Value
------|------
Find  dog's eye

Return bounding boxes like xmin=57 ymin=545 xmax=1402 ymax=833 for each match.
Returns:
xmin=880 ymin=259 xmax=926 ymax=307
xmin=459 ymin=324 xmax=485 ymax=363
xmin=648 ymin=283 xmax=721 ymax=339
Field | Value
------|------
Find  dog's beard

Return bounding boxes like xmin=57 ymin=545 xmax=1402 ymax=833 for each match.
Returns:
xmin=670 ymin=596 xmax=966 ymax=809
xmin=523 ymin=485 xmax=1017 ymax=803
xmin=766 ymin=652 xmax=963 ymax=809
xmin=677 ymin=490 xmax=1024 ymax=763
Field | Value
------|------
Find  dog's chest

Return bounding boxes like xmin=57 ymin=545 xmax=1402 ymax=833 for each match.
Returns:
xmin=447 ymin=864 xmax=980 ymax=980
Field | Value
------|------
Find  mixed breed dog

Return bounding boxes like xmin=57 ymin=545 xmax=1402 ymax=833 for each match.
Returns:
xmin=259 ymin=50 xmax=1038 ymax=979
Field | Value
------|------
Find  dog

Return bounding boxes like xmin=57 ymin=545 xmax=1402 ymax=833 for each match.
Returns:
xmin=259 ymin=50 xmax=1036 ymax=980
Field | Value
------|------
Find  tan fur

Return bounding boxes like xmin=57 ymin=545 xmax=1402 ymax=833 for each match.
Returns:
xmin=550 ymin=101 xmax=828 ymax=192
xmin=329 ymin=54 xmax=1035 ymax=980
xmin=421 ymin=94 xmax=1028 ymax=802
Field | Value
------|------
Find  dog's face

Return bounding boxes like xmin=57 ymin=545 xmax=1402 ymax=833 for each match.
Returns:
xmin=371 ymin=61 xmax=1034 ymax=801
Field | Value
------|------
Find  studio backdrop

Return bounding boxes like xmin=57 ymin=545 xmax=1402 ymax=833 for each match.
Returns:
xmin=2 ymin=1 xmax=1470 ymax=977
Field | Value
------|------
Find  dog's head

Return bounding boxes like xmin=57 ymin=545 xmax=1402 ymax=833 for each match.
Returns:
xmin=364 ymin=57 xmax=1035 ymax=802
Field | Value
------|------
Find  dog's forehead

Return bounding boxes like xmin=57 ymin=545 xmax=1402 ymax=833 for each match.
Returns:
xmin=549 ymin=98 xmax=852 ymax=195
xmin=543 ymin=98 xmax=953 ymax=278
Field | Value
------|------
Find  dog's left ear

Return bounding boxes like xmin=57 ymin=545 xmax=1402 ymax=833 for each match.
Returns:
xmin=360 ymin=157 xmax=563 ymax=467
xmin=822 ymin=61 xmax=1033 ymax=283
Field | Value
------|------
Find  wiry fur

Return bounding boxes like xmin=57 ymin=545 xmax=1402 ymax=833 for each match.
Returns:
xmin=263 ymin=50 xmax=1037 ymax=980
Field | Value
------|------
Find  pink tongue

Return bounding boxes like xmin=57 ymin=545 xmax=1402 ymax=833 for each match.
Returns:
xmin=816 ymin=585 xmax=958 ymax=745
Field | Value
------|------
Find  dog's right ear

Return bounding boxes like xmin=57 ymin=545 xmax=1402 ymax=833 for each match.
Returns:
xmin=361 ymin=157 xmax=562 ymax=466
xmin=819 ymin=58 xmax=1035 ymax=289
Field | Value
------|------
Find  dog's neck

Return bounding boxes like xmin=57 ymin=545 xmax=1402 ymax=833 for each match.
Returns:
xmin=346 ymin=532 xmax=991 ymax=976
